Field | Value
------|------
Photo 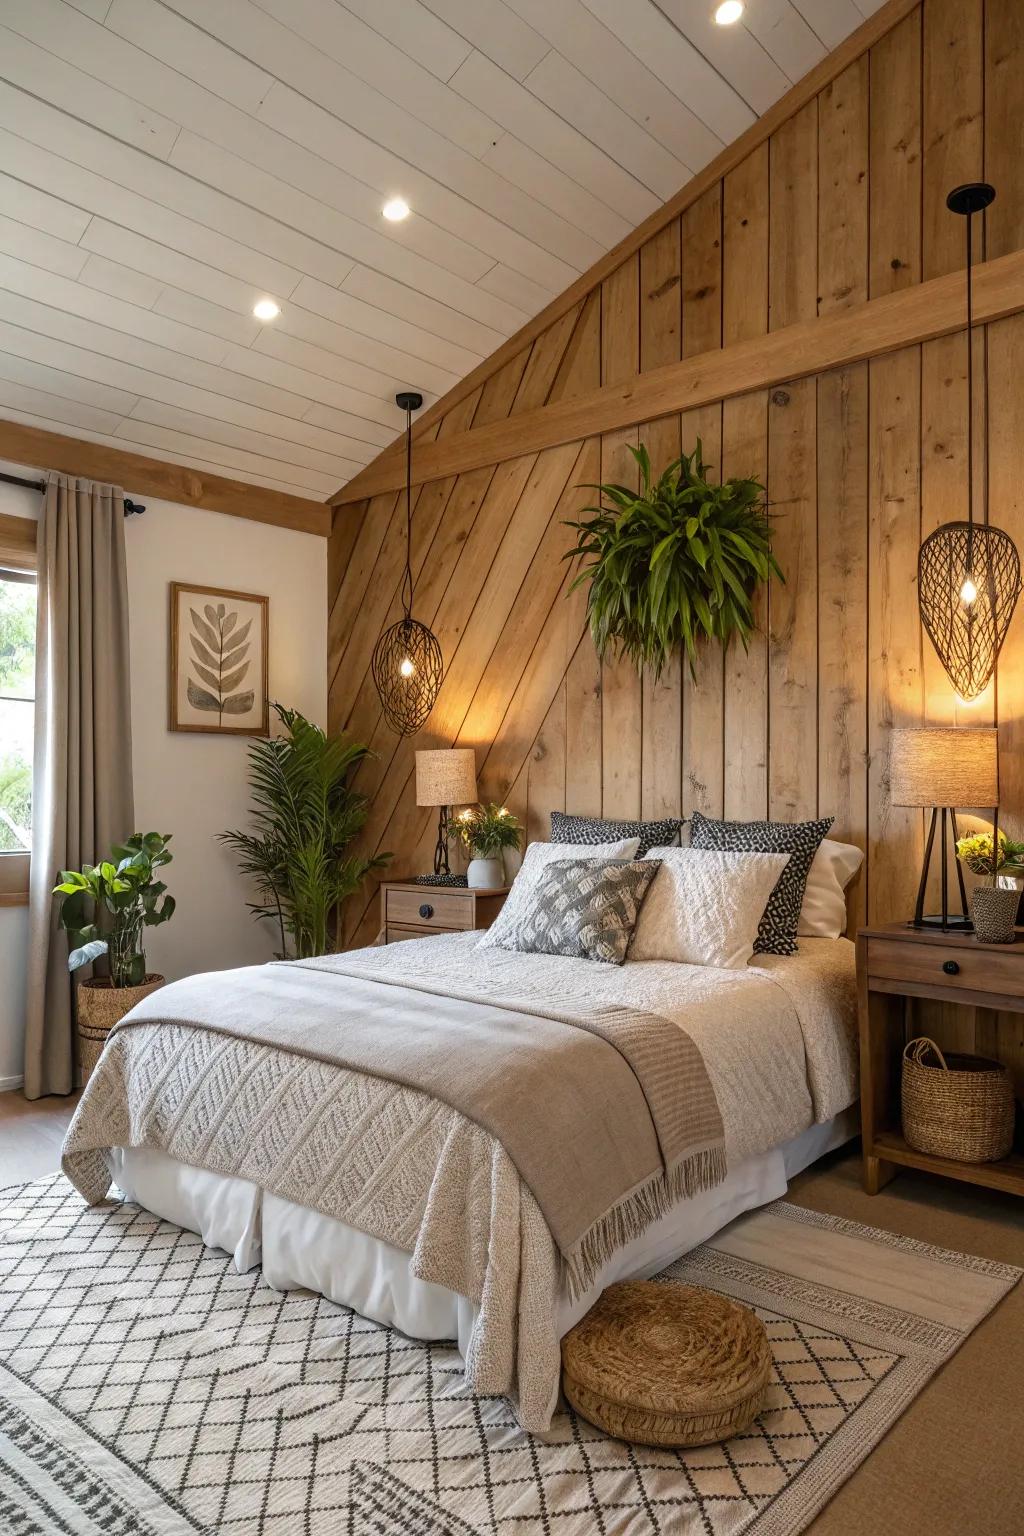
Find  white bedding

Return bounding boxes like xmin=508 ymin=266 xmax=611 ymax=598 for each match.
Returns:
xmin=90 ymin=934 xmax=858 ymax=1427
xmin=107 ymin=1110 xmax=857 ymax=1359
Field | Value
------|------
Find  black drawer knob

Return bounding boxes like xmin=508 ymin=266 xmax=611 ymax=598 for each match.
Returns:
xmin=942 ymin=959 xmax=960 ymax=975
xmin=418 ymin=903 xmax=434 ymax=919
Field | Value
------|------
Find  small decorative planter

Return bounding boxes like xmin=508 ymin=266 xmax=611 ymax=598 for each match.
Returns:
xmin=970 ymin=885 xmax=1019 ymax=944
xmin=467 ymin=857 xmax=504 ymax=890
xmin=77 ymin=974 xmax=164 ymax=1087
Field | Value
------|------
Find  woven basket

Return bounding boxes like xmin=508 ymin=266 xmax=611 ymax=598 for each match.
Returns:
xmin=561 ymin=1280 xmax=772 ymax=1447
xmin=77 ymin=975 xmax=163 ymax=1088
xmin=902 ymin=1036 xmax=1014 ymax=1163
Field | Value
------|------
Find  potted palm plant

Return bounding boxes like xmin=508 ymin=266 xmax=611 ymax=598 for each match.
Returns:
xmin=455 ymin=803 xmax=523 ymax=888
xmin=220 ymin=704 xmax=388 ymax=957
xmin=54 ymin=831 xmax=176 ymax=1084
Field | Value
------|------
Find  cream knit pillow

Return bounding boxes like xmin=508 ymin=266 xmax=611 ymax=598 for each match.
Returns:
xmin=629 ymin=847 xmax=791 ymax=968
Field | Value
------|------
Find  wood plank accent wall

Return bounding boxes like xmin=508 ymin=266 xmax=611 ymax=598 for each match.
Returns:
xmin=328 ymin=0 xmax=1024 ymax=1089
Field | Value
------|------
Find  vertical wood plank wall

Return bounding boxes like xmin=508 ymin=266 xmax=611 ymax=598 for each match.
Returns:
xmin=327 ymin=0 xmax=1024 ymax=972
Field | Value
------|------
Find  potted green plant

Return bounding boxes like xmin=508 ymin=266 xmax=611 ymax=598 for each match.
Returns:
xmin=564 ymin=440 xmax=781 ymax=679
xmin=53 ymin=831 xmax=176 ymax=1084
xmin=456 ymin=803 xmax=523 ymax=889
xmin=220 ymin=703 xmax=388 ymax=957
xmin=956 ymin=830 xmax=1024 ymax=943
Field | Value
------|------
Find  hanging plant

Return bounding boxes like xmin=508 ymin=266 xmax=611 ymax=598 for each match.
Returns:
xmin=564 ymin=441 xmax=781 ymax=679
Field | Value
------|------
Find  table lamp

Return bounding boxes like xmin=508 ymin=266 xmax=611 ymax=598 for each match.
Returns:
xmin=415 ymin=748 xmax=477 ymax=882
xmin=889 ymin=726 xmax=998 ymax=930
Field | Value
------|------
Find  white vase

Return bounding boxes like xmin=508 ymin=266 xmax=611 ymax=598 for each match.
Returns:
xmin=501 ymin=846 xmax=522 ymax=884
xmin=467 ymin=856 xmax=503 ymax=889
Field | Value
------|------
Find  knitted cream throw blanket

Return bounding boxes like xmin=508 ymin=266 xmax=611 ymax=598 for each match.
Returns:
xmin=65 ymin=954 xmax=725 ymax=1302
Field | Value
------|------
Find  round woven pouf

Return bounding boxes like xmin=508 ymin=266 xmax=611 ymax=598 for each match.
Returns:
xmin=562 ymin=1281 xmax=772 ymax=1448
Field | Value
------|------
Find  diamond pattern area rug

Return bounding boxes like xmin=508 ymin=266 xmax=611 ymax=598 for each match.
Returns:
xmin=0 ymin=1176 xmax=1017 ymax=1536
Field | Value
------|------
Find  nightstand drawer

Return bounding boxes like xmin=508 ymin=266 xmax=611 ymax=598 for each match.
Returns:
xmin=385 ymin=924 xmax=435 ymax=944
xmin=866 ymin=935 xmax=1024 ymax=999
xmin=385 ymin=888 xmax=474 ymax=930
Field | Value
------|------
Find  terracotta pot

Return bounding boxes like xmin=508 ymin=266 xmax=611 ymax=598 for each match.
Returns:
xmin=76 ymin=974 xmax=164 ymax=1088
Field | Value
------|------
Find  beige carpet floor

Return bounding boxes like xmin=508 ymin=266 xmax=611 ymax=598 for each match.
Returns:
xmin=2 ymin=1091 xmax=1022 ymax=1533
xmin=789 ymin=1148 xmax=1024 ymax=1536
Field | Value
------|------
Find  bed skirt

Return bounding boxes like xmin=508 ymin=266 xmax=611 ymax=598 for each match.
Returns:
xmin=106 ymin=1108 xmax=858 ymax=1356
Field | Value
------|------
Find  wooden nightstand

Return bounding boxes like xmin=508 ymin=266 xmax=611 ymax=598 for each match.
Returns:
xmin=857 ymin=923 xmax=1024 ymax=1199
xmin=379 ymin=882 xmax=510 ymax=945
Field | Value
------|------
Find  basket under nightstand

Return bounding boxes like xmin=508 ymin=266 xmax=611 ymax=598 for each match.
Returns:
xmin=856 ymin=923 xmax=1024 ymax=1199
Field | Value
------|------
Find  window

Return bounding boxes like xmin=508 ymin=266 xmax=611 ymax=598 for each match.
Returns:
xmin=0 ymin=570 xmax=34 ymax=896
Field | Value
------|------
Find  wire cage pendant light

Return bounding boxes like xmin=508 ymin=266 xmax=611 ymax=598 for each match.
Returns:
xmin=371 ymin=391 xmax=444 ymax=736
xmin=918 ymin=182 xmax=1022 ymax=702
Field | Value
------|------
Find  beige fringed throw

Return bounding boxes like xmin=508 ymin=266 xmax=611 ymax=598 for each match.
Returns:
xmin=65 ymin=954 xmax=725 ymax=1297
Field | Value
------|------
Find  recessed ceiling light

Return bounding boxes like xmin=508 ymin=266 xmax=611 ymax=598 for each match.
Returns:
xmin=253 ymin=297 xmax=280 ymax=321
xmin=714 ymin=0 xmax=744 ymax=23
xmin=382 ymin=196 xmax=410 ymax=222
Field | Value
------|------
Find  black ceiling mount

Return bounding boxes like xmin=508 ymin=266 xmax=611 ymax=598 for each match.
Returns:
xmin=395 ymin=390 xmax=424 ymax=412
xmin=946 ymin=182 xmax=996 ymax=217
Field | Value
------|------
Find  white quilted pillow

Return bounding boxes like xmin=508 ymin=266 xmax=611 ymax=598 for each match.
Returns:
xmin=629 ymin=847 xmax=791 ymax=968
xmin=477 ymin=837 xmax=640 ymax=950
xmin=797 ymin=838 xmax=864 ymax=938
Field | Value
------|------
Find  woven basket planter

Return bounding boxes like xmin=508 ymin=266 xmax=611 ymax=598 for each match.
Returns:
xmin=76 ymin=975 xmax=163 ymax=1088
xmin=561 ymin=1280 xmax=772 ymax=1448
xmin=902 ymin=1036 xmax=1014 ymax=1164
xmin=969 ymin=885 xmax=1019 ymax=944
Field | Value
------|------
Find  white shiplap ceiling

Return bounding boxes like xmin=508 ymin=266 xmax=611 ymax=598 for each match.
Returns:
xmin=0 ymin=0 xmax=886 ymax=504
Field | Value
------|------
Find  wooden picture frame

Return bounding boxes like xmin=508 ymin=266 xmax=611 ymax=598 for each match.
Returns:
xmin=169 ymin=581 xmax=269 ymax=736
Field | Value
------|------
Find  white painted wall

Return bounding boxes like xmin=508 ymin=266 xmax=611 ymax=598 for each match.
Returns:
xmin=0 ymin=473 xmax=326 ymax=1088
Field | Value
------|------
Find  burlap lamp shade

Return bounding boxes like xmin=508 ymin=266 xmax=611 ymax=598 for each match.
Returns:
xmin=415 ymin=749 xmax=477 ymax=879
xmin=889 ymin=728 xmax=999 ymax=808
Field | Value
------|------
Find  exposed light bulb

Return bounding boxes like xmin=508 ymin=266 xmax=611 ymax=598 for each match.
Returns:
xmin=252 ymin=297 xmax=280 ymax=321
xmin=399 ymin=656 xmax=415 ymax=678
xmin=382 ymin=197 xmax=410 ymax=222
xmin=714 ymin=1 xmax=744 ymax=24
xmin=960 ymin=575 xmax=978 ymax=605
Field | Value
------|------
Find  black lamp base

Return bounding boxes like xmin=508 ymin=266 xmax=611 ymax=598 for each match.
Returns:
xmin=433 ymin=805 xmax=452 ymax=877
xmin=907 ymin=913 xmax=974 ymax=932
xmin=909 ymin=806 xmax=972 ymax=931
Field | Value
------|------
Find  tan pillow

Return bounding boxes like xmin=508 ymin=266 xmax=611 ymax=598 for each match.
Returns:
xmin=797 ymin=839 xmax=864 ymax=938
xmin=629 ymin=847 xmax=791 ymax=968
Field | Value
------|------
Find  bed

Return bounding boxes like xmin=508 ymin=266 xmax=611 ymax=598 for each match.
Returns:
xmin=62 ymin=928 xmax=859 ymax=1432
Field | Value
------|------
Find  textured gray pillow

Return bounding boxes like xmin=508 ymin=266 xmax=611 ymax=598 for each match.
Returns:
xmin=550 ymin=811 xmax=684 ymax=858
xmin=488 ymin=858 xmax=661 ymax=964
xmin=689 ymin=811 xmax=834 ymax=956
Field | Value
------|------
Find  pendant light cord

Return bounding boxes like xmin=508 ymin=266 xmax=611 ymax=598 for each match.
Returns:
xmin=402 ymin=400 xmax=414 ymax=621
xmin=966 ymin=205 xmax=975 ymax=569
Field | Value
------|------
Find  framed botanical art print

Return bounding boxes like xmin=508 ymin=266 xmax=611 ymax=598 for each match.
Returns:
xmin=169 ymin=582 xmax=269 ymax=735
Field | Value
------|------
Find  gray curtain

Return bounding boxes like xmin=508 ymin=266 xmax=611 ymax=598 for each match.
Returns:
xmin=24 ymin=475 xmax=134 ymax=1099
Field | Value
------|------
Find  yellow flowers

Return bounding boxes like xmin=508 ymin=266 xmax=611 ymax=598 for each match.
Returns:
xmin=955 ymin=830 xmax=1024 ymax=877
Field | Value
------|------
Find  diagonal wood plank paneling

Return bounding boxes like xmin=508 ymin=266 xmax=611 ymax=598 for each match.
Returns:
xmin=329 ymin=0 xmax=1024 ymax=964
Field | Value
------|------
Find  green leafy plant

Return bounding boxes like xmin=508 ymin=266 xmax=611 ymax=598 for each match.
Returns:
xmin=455 ymin=803 xmax=523 ymax=860
xmin=53 ymin=832 xmax=175 ymax=987
xmin=955 ymin=830 xmax=1024 ymax=879
xmin=219 ymin=703 xmax=389 ymax=958
xmin=564 ymin=440 xmax=781 ymax=679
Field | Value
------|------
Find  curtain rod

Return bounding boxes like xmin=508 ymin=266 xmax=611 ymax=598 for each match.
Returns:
xmin=0 ymin=468 xmax=145 ymax=516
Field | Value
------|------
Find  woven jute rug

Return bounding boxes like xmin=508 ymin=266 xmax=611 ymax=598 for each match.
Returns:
xmin=0 ymin=1175 xmax=1017 ymax=1535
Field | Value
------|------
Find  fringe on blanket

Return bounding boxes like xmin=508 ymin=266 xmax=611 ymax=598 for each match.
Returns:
xmin=561 ymin=1143 xmax=728 ymax=1303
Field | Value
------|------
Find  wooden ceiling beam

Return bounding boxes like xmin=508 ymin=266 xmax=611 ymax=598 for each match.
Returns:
xmin=329 ymin=0 xmax=921 ymax=505
xmin=0 ymin=419 xmax=330 ymax=536
xmin=331 ymin=245 xmax=1024 ymax=504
